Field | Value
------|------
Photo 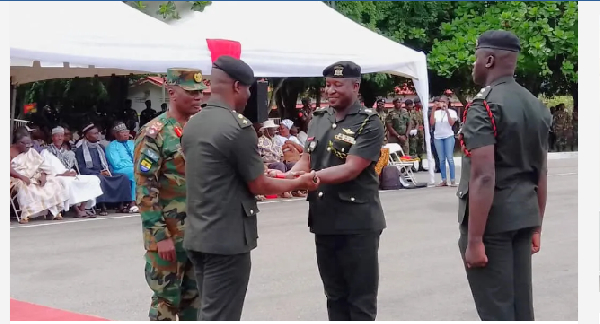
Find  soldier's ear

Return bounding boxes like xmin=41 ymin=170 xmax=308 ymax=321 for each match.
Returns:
xmin=167 ymin=86 xmax=176 ymax=98
xmin=485 ymin=55 xmax=495 ymax=69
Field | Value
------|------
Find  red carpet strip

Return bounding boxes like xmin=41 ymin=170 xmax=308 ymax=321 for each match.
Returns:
xmin=10 ymin=299 xmax=108 ymax=321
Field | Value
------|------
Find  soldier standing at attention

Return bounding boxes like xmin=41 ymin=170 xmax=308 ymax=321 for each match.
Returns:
xmin=408 ymin=99 xmax=425 ymax=170
xmin=134 ymin=68 xmax=206 ymax=321
xmin=386 ymin=97 xmax=410 ymax=155
xmin=289 ymin=61 xmax=386 ymax=321
xmin=552 ymin=104 xmax=568 ymax=152
xmin=181 ymin=55 xmax=319 ymax=321
xmin=457 ymin=30 xmax=552 ymax=321
xmin=376 ymin=99 xmax=388 ymax=145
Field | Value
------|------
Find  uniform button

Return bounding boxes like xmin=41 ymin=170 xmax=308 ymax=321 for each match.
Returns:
xmin=332 ymin=123 xmax=337 ymax=129
xmin=327 ymin=147 xmax=331 ymax=152
xmin=458 ymin=192 xmax=462 ymax=196
xmin=250 ymin=209 xmax=254 ymax=215
xmin=318 ymin=192 xmax=323 ymax=198
xmin=351 ymin=197 xmax=355 ymax=202
xmin=341 ymin=148 xmax=345 ymax=153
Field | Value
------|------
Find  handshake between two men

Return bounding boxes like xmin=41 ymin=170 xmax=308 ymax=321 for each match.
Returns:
xmin=265 ymin=169 xmax=320 ymax=192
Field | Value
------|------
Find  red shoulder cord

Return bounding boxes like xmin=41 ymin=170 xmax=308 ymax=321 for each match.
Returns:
xmin=459 ymin=100 xmax=497 ymax=157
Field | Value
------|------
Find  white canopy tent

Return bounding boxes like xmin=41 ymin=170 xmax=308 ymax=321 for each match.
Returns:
xmin=9 ymin=1 xmax=210 ymax=85
xmin=10 ymin=1 xmax=435 ymax=183
xmin=170 ymin=1 xmax=435 ymax=183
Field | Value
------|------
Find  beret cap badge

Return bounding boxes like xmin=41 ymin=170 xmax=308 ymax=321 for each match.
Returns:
xmin=193 ymin=73 xmax=203 ymax=83
xmin=333 ymin=66 xmax=344 ymax=77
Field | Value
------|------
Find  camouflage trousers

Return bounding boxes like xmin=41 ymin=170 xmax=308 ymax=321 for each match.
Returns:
xmin=145 ymin=251 xmax=200 ymax=321
xmin=554 ymin=131 xmax=567 ymax=152
xmin=409 ymin=132 xmax=424 ymax=158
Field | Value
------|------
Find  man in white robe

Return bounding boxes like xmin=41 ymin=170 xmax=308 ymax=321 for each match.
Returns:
xmin=10 ymin=133 xmax=68 ymax=224
xmin=43 ymin=126 xmax=104 ymax=218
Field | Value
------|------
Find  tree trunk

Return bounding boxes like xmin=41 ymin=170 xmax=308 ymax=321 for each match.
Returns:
xmin=275 ymin=78 xmax=304 ymax=123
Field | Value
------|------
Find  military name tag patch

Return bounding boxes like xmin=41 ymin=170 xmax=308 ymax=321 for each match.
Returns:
xmin=334 ymin=133 xmax=356 ymax=144
xmin=140 ymin=158 xmax=153 ymax=172
xmin=142 ymin=148 xmax=159 ymax=162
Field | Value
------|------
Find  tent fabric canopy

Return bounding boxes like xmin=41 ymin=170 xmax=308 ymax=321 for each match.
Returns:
xmin=170 ymin=1 xmax=434 ymax=183
xmin=9 ymin=1 xmax=210 ymax=84
xmin=10 ymin=0 xmax=435 ymax=183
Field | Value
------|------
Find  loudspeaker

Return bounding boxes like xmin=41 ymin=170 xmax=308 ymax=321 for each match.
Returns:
xmin=243 ymin=80 xmax=269 ymax=124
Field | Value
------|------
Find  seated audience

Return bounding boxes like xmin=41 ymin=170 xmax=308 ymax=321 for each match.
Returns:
xmin=43 ymin=126 xmax=104 ymax=218
xmin=274 ymin=119 xmax=303 ymax=148
xmin=105 ymin=122 xmax=138 ymax=213
xmin=257 ymin=120 xmax=305 ymax=198
xmin=45 ymin=126 xmax=78 ymax=171
xmin=26 ymin=122 xmax=47 ymax=153
xmin=10 ymin=132 xmax=68 ymax=223
xmin=75 ymin=123 xmax=132 ymax=216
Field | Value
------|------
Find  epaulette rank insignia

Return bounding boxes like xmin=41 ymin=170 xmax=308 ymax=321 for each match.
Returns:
xmin=235 ymin=112 xmax=251 ymax=128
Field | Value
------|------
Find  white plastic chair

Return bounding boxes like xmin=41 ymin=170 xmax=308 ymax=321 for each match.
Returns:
xmin=384 ymin=143 xmax=418 ymax=184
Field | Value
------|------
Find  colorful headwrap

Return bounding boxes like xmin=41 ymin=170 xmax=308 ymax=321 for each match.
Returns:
xmin=113 ymin=122 xmax=128 ymax=132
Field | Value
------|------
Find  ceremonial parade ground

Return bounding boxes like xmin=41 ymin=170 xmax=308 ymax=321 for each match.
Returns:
xmin=10 ymin=157 xmax=577 ymax=321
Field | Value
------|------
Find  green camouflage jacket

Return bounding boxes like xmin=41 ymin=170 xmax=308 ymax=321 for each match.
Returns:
xmin=134 ymin=113 xmax=187 ymax=252
xmin=386 ymin=108 xmax=410 ymax=135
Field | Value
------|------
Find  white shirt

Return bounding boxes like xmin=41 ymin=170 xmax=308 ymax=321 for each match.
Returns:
xmin=433 ymin=109 xmax=458 ymax=140
xmin=274 ymin=134 xmax=302 ymax=148
xmin=297 ymin=131 xmax=308 ymax=146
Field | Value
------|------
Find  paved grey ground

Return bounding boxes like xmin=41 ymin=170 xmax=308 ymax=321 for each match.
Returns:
xmin=10 ymin=158 xmax=578 ymax=321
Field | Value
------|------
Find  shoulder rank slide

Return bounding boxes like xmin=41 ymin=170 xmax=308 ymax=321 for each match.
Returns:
xmin=233 ymin=112 xmax=252 ymax=128
xmin=474 ymin=86 xmax=491 ymax=101
xmin=313 ymin=106 xmax=329 ymax=115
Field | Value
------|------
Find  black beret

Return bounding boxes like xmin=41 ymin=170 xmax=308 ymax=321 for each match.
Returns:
xmin=413 ymin=97 xmax=421 ymax=104
xmin=404 ymin=99 xmax=414 ymax=105
xmin=476 ymin=30 xmax=521 ymax=53
xmin=212 ymin=55 xmax=255 ymax=86
xmin=377 ymin=98 xmax=386 ymax=104
xmin=323 ymin=61 xmax=361 ymax=78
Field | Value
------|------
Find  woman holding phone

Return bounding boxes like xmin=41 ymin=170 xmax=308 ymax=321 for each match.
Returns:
xmin=429 ymin=96 xmax=458 ymax=187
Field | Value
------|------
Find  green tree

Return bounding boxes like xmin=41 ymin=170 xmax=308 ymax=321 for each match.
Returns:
xmin=428 ymin=1 xmax=577 ymax=106
xmin=125 ymin=1 xmax=211 ymax=21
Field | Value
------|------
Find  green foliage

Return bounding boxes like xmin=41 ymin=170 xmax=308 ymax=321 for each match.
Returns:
xmin=125 ymin=1 xmax=211 ymax=21
xmin=428 ymin=1 xmax=577 ymax=96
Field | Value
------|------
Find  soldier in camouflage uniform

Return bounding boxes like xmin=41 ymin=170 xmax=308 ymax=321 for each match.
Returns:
xmin=376 ymin=98 xmax=388 ymax=145
xmin=134 ymin=68 xmax=206 ymax=321
xmin=408 ymin=99 xmax=425 ymax=170
xmin=552 ymin=104 xmax=568 ymax=152
xmin=386 ymin=98 xmax=411 ymax=154
xmin=571 ymin=110 xmax=577 ymax=151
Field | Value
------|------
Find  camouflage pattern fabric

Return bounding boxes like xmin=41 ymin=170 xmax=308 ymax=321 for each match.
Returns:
xmin=166 ymin=68 xmax=207 ymax=91
xmin=552 ymin=111 xmax=568 ymax=151
xmin=385 ymin=109 xmax=410 ymax=154
xmin=378 ymin=110 xmax=388 ymax=145
xmin=134 ymin=112 xmax=199 ymax=320
xmin=571 ymin=112 xmax=577 ymax=150
xmin=409 ymin=110 xmax=425 ymax=157
xmin=145 ymin=251 xmax=199 ymax=320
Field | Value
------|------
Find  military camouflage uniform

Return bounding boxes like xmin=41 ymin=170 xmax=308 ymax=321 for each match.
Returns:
xmin=378 ymin=110 xmax=388 ymax=145
xmin=134 ymin=68 xmax=206 ymax=321
xmin=385 ymin=108 xmax=410 ymax=154
xmin=571 ymin=111 xmax=577 ymax=151
xmin=552 ymin=110 xmax=568 ymax=152
xmin=409 ymin=109 xmax=425 ymax=158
